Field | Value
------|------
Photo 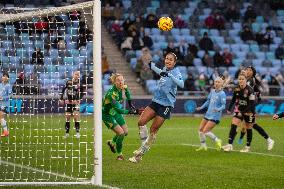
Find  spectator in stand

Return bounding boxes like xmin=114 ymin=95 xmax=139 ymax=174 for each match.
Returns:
xmin=261 ymin=78 xmax=269 ymax=95
xmin=52 ymin=37 xmax=66 ymax=50
xmin=12 ymin=72 xmax=26 ymax=95
xmin=122 ymin=18 xmax=134 ymax=32
xmin=120 ymin=36 xmax=133 ymax=53
xmin=113 ymin=2 xmax=123 ymax=20
xmin=199 ymin=32 xmax=214 ymax=52
xmin=222 ymin=48 xmax=233 ymax=67
xmin=131 ymin=31 xmax=143 ymax=50
xmin=33 ymin=17 xmax=49 ymax=34
xmin=102 ymin=3 xmax=113 ymax=21
xmin=205 ymin=14 xmax=215 ymax=29
xmin=175 ymin=15 xmax=187 ymax=28
xmin=225 ymin=4 xmax=240 ymax=21
xmin=183 ymin=48 xmax=195 ymax=67
xmin=133 ymin=16 xmax=144 ymax=32
xmin=184 ymin=72 xmax=196 ymax=91
xmin=213 ymin=51 xmax=224 ymax=67
xmin=178 ymin=39 xmax=188 ymax=59
xmin=255 ymin=32 xmax=265 ymax=45
xmin=263 ymin=27 xmax=275 ymax=45
xmin=164 ymin=42 xmax=175 ymax=55
xmin=244 ymin=5 xmax=257 ymax=23
xmin=102 ymin=52 xmax=111 ymax=74
xmin=78 ymin=33 xmax=87 ymax=49
xmin=111 ymin=20 xmax=121 ymax=33
xmin=26 ymin=73 xmax=40 ymax=95
xmin=135 ymin=47 xmax=153 ymax=84
xmin=31 ymin=48 xmax=44 ymax=65
xmin=144 ymin=12 xmax=158 ymax=28
xmin=202 ymin=52 xmax=214 ymax=67
xmin=188 ymin=43 xmax=198 ymax=58
xmin=275 ymin=44 xmax=284 ymax=60
xmin=269 ymin=75 xmax=280 ymax=96
xmin=214 ymin=12 xmax=225 ymax=30
xmin=240 ymin=25 xmax=255 ymax=42
xmin=196 ymin=73 xmax=208 ymax=92
xmin=142 ymin=31 xmax=153 ymax=49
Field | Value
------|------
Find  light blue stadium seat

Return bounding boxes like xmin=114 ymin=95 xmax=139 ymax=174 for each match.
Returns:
xmin=152 ymin=54 xmax=160 ymax=62
xmin=2 ymin=40 xmax=12 ymax=49
xmin=257 ymin=67 xmax=268 ymax=75
xmin=198 ymin=15 xmax=207 ymax=22
xmin=256 ymin=16 xmax=264 ymax=23
xmin=197 ymin=66 xmax=207 ymax=74
xmin=63 ymin=57 xmax=74 ymax=65
xmin=234 ymin=51 xmax=246 ymax=59
xmin=9 ymin=56 xmax=21 ymax=64
xmin=220 ymin=44 xmax=230 ymax=50
xmin=212 ymin=36 xmax=224 ymax=44
xmin=16 ymin=48 xmax=27 ymax=57
xmin=255 ymin=52 xmax=265 ymax=59
xmin=250 ymin=44 xmax=260 ymax=52
xmin=272 ymin=59 xmax=281 ymax=66
xmin=232 ymin=22 xmax=242 ymax=29
xmin=269 ymin=67 xmax=279 ymax=75
xmin=130 ymin=58 xmax=137 ymax=70
xmin=197 ymin=50 xmax=205 ymax=58
xmin=80 ymin=47 xmax=87 ymax=56
xmin=24 ymin=64 xmax=34 ymax=74
xmin=230 ymin=44 xmax=240 ymax=52
xmin=233 ymin=58 xmax=243 ymax=67
xmin=144 ymin=28 xmax=151 ymax=34
xmin=209 ymin=29 xmax=219 ymax=36
xmin=266 ymin=52 xmax=275 ymax=60
xmin=252 ymin=59 xmax=263 ymax=67
xmin=181 ymin=28 xmax=190 ymax=35
xmin=277 ymin=10 xmax=284 ymax=16
xmin=274 ymin=37 xmax=282 ymax=44
xmin=240 ymin=44 xmax=249 ymax=52
xmin=151 ymin=28 xmax=160 ymax=35
xmin=171 ymin=28 xmax=180 ymax=35
xmin=269 ymin=44 xmax=278 ymax=52
xmin=135 ymin=50 xmax=142 ymax=58
xmin=160 ymin=41 xmax=168 ymax=49
xmin=5 ymin=25 xmax=15 ymax=35
xmin=46 ymin=65 xmax=57 ymax=72
xmin=184 ymin=35 xmax=195 ymax=44
xmin=228 ymin=67 xmax=238 ymax=76
xmin=229 ymin=29 xmax=239 ymax=37
xmin=184 ymin=7 xmax=195 ymax=15
xmin=146 ymin=7 xmax=157 ymax=14
xmin=173 ymin=35 xmax=182 ymax=42
xmin=193 ymin=58 xmax=202 ymax=66
xmin=20 ymin=33 xmax=30 ymax=41
xmin=252 ymin=23 xmax=261 ymax=32
xmin=74 ymin=57 xmax=86 ymax=65
xmin=69 ymin=49 xmax=80 ymax=57
xmin=199 ymin=28 xmax=209 ymax=36
xmin=203 ymin=8 xmax=211 ymax=15
xmin=66 ymin=42 xmax=77 ymax=49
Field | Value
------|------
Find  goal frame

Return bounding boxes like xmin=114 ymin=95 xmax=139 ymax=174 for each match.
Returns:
xmin=0 ymin=0 xmax=102 ymax=186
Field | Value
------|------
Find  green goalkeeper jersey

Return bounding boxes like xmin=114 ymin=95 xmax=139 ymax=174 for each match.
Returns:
xmin=102 ymin=85 xmax=132 ymax=115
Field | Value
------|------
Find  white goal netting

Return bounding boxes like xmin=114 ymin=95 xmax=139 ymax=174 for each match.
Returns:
xmin=0 ymin=1 xmax=99 ymax=184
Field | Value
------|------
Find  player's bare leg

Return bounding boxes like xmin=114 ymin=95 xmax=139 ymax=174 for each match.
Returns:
xmin=63 ymin=113 xmax=71 ymax=139
xmin=196 ymin=119 xmax=208 ymax=151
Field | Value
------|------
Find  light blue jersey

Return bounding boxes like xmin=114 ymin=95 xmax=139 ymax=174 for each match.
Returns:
xmin=200 ymin=89 xmax=226 ymax=121
xmin=0 ymin=82 xmax=12 ymax=108
xmin=150 ymin=62 xmax=184 ymax=107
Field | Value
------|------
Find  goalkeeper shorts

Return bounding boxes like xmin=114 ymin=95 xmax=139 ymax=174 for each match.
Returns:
xmin=102 ymin=113 xmax=126 ymax=129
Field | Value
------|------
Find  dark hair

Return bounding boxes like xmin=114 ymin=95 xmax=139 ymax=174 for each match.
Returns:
xmin=2 ymin=72 xmax=9 ymax=78
xmin=246 ymin=66 xmax=256 ymax=77
xmin=166 ymin=52 xmax=177 ymax=61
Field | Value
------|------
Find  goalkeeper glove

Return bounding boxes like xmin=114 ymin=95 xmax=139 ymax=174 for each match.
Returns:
xmin=128 ymin=108 xmax=138 ymax=115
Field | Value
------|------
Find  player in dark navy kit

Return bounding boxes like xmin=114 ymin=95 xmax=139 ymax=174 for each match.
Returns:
xmin=237 ymin=66 xmax=274 ymax=150
xmin=60 ymin=71 xmax=84 ymax=139
xmin=222 ymin=73 xmax=256 ymax=152
xmin=273 ymin=112 xmax=284 ymax=120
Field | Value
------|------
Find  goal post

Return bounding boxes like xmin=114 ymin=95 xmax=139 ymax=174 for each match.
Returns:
xmin=0 ymin=0 xmax=102 ymax=186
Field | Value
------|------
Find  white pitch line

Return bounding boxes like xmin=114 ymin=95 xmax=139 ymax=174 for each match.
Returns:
xmin=181 ymin=143 xmax=284 ymax=158
xmin=0 ymin=160 xmax=120 ymax=189
xmin=0 ymin=159 xmax=82 ymax=181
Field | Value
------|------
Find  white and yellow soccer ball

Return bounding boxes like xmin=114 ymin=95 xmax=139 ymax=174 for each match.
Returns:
xmin=157 ymin=17 xmax=173 ymax=31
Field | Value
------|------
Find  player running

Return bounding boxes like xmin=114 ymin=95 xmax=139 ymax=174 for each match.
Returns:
xmin=103 ymin=73 xmax=140 ymax=161
xmin=129 ymin=52 xmax=184 ymax=163
xmin=195 ymin=76 xmax=226 ymax=151
xmin=222 ymin=73 xmax=256 ymax=152
xmin=237 ymin=66 xmax=274 ymax=150
xmin=0 ymin=72 xmax=12 ymax=138
xmin=60 ymin=71 xmax=84 ymax=139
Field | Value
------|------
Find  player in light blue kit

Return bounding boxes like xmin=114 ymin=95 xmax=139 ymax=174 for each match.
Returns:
xmin=195 ymin=76 xmax=226 ymax=151
xmin=129 ymin=52 xmax=184 ymax=163
xmin=0 ymin=73 xmax=12 ymax=137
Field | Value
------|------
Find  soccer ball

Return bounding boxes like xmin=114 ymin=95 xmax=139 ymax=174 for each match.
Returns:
xmin=157 ymin=17 xmax=173 ymax=31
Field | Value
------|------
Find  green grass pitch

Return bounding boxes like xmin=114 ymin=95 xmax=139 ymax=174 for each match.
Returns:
xmin=1 ymin=115 xmax=284 ymax=189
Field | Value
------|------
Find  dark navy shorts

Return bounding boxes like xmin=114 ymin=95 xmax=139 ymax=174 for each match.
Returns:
xmin=149 ymin=101 xmax=172 ymax=119
xmin=233 ymin=112 xmax=255 ymax=123
xmin=65 ymin=104 xmax=80 ymax=113
xmin=204 ymin=117 xmax=220 ymax=124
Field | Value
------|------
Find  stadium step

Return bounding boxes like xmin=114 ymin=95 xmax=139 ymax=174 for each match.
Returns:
xmin=102 ymin=24 xmax=147 ymax=95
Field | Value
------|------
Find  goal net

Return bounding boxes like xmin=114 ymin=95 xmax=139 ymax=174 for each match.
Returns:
xmin=0 ymin=1 xmax=102 ymax=185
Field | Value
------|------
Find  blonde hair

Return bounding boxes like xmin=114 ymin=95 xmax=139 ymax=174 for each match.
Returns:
xmin=110 ymin=73 xmax=123 ymax=85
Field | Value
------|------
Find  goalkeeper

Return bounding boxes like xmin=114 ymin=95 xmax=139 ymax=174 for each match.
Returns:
xmin=103 ymin=73 xmax=140 ymax=161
